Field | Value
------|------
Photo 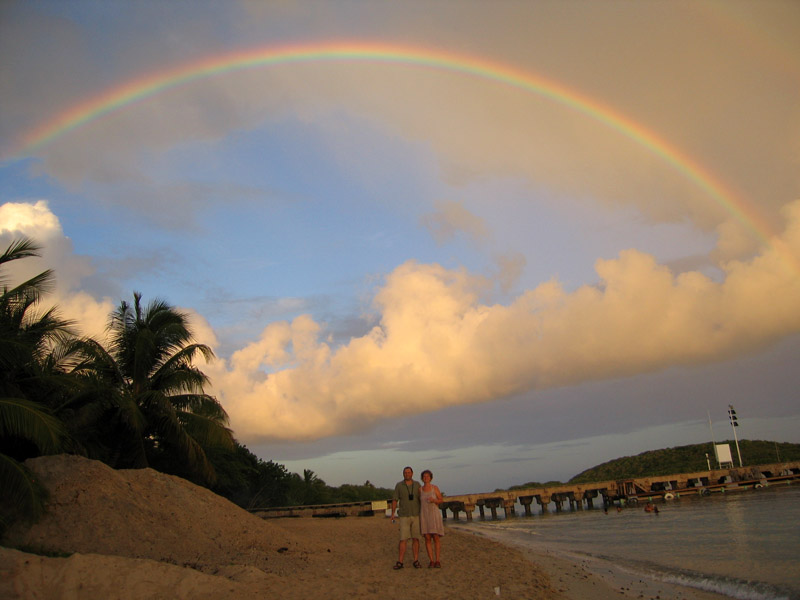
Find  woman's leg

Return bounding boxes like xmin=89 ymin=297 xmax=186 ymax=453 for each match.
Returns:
xmin=433 ymin=534 xmax=442 ymax=562
xmin=423 ymin=534 xmax=434 ymax=564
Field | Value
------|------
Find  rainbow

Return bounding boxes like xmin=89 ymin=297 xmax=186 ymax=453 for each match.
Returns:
xmin=5 ymin=41 xmax=787 ymax=255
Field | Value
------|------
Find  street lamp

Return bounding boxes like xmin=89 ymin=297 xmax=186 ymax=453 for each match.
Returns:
xmin=728 ymin=405 xmax=743 ymax=467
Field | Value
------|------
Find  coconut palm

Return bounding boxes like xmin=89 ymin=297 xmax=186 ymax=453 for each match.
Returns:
xmin=0 ymin=238 xmax=71 ymax=530
xmin=73 ymin=292 xmax=234 ymax=484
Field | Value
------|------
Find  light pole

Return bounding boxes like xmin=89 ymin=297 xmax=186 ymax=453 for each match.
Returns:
xmin=728 ymin=404 xmax=743 ymax=467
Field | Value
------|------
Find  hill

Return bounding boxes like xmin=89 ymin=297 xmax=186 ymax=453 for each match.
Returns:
xmin=568 ymin=439 xmax=800 ymax=484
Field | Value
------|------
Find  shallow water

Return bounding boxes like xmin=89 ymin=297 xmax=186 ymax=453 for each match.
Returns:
xmin=451 ymin=483 xmax=800 ymax=600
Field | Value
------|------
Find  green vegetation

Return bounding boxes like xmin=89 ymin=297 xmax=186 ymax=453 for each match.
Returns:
xmin=283 ymin=469 xmax=392 ymax=507
xmin=497 ymin=481 xmax=564 ymax=492
xmin=1 ymin=239 xmax=71 ymax=532
xmin=0 ymin=238 xmax=390 ymax=534
xmin=67 ymin=291 xmax=235 ymax=486
xmin=500 ymin=441 xmax=800 ymax=491
xmin=569 ymin=439 xmax=800 ymax=484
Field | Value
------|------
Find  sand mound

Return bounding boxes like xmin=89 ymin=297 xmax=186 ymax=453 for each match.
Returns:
xmin=2 ymin=455 xmax=304 ymax=572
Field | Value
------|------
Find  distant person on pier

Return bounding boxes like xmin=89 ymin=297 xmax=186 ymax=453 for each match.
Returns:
xmin=419 ymin=469 xmax=445 ymax=568
xmin=391 ymin=466 xmax=422 ymax=569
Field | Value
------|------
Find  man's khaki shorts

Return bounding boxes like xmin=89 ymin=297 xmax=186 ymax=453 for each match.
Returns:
xmin=398 ymin=516 xmax=421 ymax=540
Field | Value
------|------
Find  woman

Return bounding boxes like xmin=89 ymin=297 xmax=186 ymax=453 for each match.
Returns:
xmin=419 ymin=469 xmax=444 ymax=568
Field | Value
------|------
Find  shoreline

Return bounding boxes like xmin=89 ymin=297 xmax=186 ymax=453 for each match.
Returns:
xmin=448 ymin=523 xmax=729 ymax=600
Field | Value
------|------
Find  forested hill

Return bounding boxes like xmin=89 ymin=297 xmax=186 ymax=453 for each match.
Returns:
xmin=567 ymin=440 xmax=800 ymax=484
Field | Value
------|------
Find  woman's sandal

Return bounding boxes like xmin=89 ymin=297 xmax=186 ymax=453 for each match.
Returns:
xmin=413 ymin=560 xmax=422 ymax=569
xmin=434 ymin=561 xmax=441 ymax=568
xmin=393 ymin=561 xmax=404 ymax=570
xmin=428 ymin=561 xmax=435 ymax=568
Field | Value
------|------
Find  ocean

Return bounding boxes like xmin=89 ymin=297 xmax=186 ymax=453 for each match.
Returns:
xmin=449 ymin=482 xmax=800 ymax=600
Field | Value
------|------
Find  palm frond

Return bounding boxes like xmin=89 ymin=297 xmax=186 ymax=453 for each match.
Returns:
xmin=177 ymin=410 xmax=235 ymax=451
xmin=0 ymin=453 xmax=47 ymax=528
xmin=152 ymin=365 xmax=209 ymax=396
xmin=156 ymin=343 xmax=214 ymax=375
xmin=147 ymin=406 xmax=217 ymax=484
xmin=1 ymin=270 xmax=56 ymax=306
xmin=0 ymin=237 xmax=41 ymax=264
xmin=0 ymin=397 xmax=65 ymax=453
xmin=177 ymin=430 xmax=217 ymax=485
xmin=171 ymin=393 xmax=229 ymax=421
xmin=65 ymin=338 xmax=125 ymax=382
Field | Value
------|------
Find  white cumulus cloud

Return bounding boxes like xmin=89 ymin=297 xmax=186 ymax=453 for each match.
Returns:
xmin=212 ymin=200 xmax=800 ymax=443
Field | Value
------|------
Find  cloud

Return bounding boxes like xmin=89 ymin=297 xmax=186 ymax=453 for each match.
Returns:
xmin=213 ymin=200 xmax=800 ymax=443
xmin=493 ymin=252 xmax=526 ymax=294
xmin=0 ymin=200 xmax=61 ymax=237
xmin=420 ymin=200 xmax=489 ymax=245
xmin=0 ymin=201 xmax=113 ymax=339
xmin=711 ymin=218 xmax=762 ymax=262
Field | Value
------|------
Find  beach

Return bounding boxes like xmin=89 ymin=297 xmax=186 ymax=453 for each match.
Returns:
xmin=1 ymin=519 xmax=729 ymax=600
xmin=1 ymin=455 xmax=728 ymax=599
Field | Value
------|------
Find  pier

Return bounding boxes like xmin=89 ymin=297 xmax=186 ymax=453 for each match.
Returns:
xmin=249 ymin=461 xmax=799 ymax=520
xmin=251 ymin=499 xmax=388 ymax=519
xmin=438 ymin=460 xmax=800 ymax=520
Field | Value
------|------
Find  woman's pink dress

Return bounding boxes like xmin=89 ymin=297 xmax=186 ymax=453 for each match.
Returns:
xmin=419 ymin=487 xmax=445 ymax=536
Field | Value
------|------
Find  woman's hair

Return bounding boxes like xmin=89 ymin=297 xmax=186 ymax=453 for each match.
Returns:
xmin=421 ymin=469 xmax=433 ymax=480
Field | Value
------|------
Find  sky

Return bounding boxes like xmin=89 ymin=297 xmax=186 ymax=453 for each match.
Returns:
xmin=1 ymin=0 xmax=799 ymax=495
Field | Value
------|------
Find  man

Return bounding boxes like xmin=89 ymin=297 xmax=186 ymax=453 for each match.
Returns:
xmin=391 ymin=466 xmax=422 ymax=569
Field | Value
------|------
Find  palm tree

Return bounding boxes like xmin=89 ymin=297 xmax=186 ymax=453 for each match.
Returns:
xmin=73 ymin=292 xmax=234 ymax=485
xmin=0 ymin=238 xmax=71 ymax=531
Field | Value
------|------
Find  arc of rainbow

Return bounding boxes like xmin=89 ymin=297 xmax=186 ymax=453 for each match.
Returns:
xmin=6 ymin=41 xmax=791 ymax=265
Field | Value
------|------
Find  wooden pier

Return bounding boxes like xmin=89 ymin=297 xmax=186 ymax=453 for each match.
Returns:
xmin=249 ymin=461 xmax=799 ymax=520
xmin=251 ymin=499 xmax=388 ymax=519
xmin=438 ymin=461 xmax=800 ymax=521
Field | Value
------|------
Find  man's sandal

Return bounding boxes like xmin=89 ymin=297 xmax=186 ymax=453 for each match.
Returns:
xmin=393 ymin=561 xmax=404 ymax=570
xmin=413 ymin=560 xmax=422 ymax=569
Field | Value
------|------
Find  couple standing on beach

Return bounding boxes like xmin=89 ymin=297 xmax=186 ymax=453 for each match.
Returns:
xmin=391 ymin=466 xmax=444 ymax=570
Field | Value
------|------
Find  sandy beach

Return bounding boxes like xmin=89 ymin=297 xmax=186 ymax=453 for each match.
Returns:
xmin=1 ymin=455 xmax=728 ymax=599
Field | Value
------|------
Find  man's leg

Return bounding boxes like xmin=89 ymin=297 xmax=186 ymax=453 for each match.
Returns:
xmin=397 ymin=539 xmax=407 ymax=563
xmin=412 ymin=537 xmax=420 ymax=562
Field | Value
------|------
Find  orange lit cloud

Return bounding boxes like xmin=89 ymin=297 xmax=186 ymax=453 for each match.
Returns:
xmin=211 ymin=201 xmax=800 ymax=442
